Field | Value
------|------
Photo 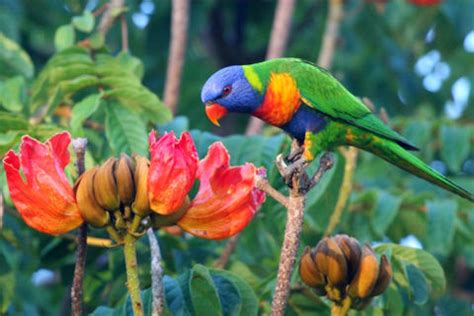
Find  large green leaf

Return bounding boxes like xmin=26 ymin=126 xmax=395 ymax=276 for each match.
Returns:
xmin=209 ymin=269 xmax=259 ymax=316
xmin=406 ymin=264 xmax=429 ymax=305
xmin=105 ymin=102 xmax=148 ymax=156
xmin=0 ymin=33 xmax=34 ymax=79
xmin=54 ymin=24 xmax=75 ymax=51
xmin=70 ymin=93 xmax=103 ymax=135
xmin=72 ymin=11 xmax=95 ymax=33
xmin=425 ymin=199 xmax=457 ymax=256
xmin=375 ymin=243 xmax=446 ymax=297
xmin=440 ymin=125 xmax=471 ymax=173
xmin=189 ymin=265 xmax=222 ymax=316
xmin=371 ymin=191 xmax=402 ymax=237
xmin=0 ymin=112 xmax=28 ymax=133
xmin=0 ymin=76 xmax=25 ymax=112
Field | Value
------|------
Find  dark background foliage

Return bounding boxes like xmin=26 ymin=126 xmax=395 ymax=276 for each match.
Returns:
xmin=0 ymin=0 xmax=473 ymax=315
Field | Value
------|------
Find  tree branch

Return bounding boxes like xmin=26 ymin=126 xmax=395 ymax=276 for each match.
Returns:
xmin=245 ymin=0 xmax=296 ymax=135
xmin=147 ymin=228 xmax=165 ymax=316
xmin=163 ymin=0 xmax=190 ymax=113
xmin=271 ymin=152 xmax=334 ymax=316
xmin=324 ymin=147 xmax=357 ymax=236
xmin=98 ymin=0 xmax=125 ymax=35
xmin=317 ymin=0 xmax=343 ymax=69
xmin=71 ymin=138 xmax=88 ymax=316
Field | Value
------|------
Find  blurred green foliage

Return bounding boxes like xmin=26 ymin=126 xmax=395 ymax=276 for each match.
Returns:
xmin=0 ymin=0 xmax=473 ymax=315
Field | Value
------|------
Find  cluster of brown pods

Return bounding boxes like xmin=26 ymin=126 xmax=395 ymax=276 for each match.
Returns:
xmin=299 ymin=234 xmax=392 ymax=312
xmin=74 ymin=154 xmax=162 ymax=238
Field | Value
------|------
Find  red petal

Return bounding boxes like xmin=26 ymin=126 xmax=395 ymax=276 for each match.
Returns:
xmin=177 ymin=143 xmax=266 ymax=240
xmin=148 ymin=131 xmax=198 ymax=215
xmin=2 ymin=135 xmax=82 ymax=235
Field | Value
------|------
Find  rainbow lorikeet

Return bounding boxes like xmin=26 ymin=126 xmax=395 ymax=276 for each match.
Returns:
xmin=201 ymin=58 xmax=474 ymax=202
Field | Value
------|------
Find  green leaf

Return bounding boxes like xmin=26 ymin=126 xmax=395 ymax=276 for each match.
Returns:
xmin=425 ymin=199 xmax=457 ymax=256
xmin=0 ymin=112 xmax=28 ymax=133
xmin=91 ymin=306 xmax=115 ymax=316
xmin=72 ymin=11 xmax=94 ymax=33
xmin=0 ymin=76 xmax=26 ymax=112
xmin=375 ymin=243 xmax=446 ymax=297
xmin=371 ymin=191 xmax=402 ymax=237
xmin=105 ymin=102 xmax=148 ymax=156
xmin=405 ymin=264 xmax=429 ymax=305
xmin=163 ymin=275 xmax=192 ymax=316
xmin=54 ymin=24 xmax=75 ymax=51
xmin=70 ymin=93 xmax=103 ymax=134
xmin=209 ymin=269 xmax=259 ymax=316
xmin=189 ymin=265 xmax=222 ymax=316
xmin=158 ymin=116 xmax=190 ymax=135
xmin=0 ymin=33 xmax=34 ymax=78
xmin=0 ymin=247 xmax=14 ymax=313
xmin=0 ymin=130 xmax=23 ymax=156
xmin=440 ymin=125 xmax=471 ymax=172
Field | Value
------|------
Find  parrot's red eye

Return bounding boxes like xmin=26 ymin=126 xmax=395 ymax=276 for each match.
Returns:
xmin=222 ymin=85 xmax=232 ymax=97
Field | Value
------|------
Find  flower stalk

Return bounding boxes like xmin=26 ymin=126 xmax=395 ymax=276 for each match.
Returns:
xmin=124 ymin=233 xmax=144 ymax=316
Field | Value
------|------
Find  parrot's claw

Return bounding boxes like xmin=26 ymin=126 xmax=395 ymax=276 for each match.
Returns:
xmin=286 ymin=147 xmax=304 ymax=163
xmin=276 ymin=154 xmax=309 ymax=187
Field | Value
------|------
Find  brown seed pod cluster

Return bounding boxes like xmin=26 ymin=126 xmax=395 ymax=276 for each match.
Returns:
xmin=74 ymin=154 xmax=154 ymax=233
xmin=299 ymin=235 xmax=392 ymax=310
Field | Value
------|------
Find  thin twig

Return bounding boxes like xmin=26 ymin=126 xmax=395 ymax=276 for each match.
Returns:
xmin=71 ymin=138 xmax=88 ymax=316
xmin=163 ymin=0 xmax=190 ymax=113
xmin=245 ymin=0 xmax=296 ymax=135
xmin=256 ymin=176 xmax=289 ymax=208
xmin=98 ymin=0 xmax=125 ymax=35
xmin=317 ymin=0 xmax=344 ymax=69
xmin=213 ymin=235 xmax=240 ymax=269
xmin=324 ymin=147 xmax=358 ymax=236
xmin=271 ymin=151 xmax=334 ymax=316
xmin=120 ymin=14 xmax=129 ymax=52
xmin=147 ymin=228 xmax=165 ymax=316
xmin=0 ymin=193 xmax=3 ymax=229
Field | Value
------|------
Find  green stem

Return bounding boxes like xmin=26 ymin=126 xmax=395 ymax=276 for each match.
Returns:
xmin=123 ymin=233 xmax=143 ymax=316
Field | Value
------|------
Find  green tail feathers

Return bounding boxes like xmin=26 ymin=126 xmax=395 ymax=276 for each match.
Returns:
xmin=346 ymin=126 xmax=474 ymax=202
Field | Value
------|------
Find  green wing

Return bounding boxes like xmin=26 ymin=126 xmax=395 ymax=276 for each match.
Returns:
xmin=290 ymin=59 xmax=418 ymax=150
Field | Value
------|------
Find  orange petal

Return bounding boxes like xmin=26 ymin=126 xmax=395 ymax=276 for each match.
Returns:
xmin=148 ymin=131 xmax=198 ymax=215
xmin=3 ymin=133 xmax=82 ymax=235
xmin=178 ymin=142 xmax=265 ymax=240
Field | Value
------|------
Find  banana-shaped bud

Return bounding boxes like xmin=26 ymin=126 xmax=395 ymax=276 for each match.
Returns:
xmin=314 ymin=237 xmax=348 ymax=287
xmin=334 ymin=234 xmax=361 ymax=279
xmin=115 ymin=154 xmax=135 ymax=206
xmin=370 ymin=255 xmax=392 ymax=297
xmin=93 ymin=157 xmax=120 ymax=210
xmin=132 ymin=155 xmax=151 ymax=216
xmin=75 ymin=167 xmax=110 ymax=227
xmin=299 ymin=247 xmax=326 ymax=290
xmin=347 ymin=244 xmax=379 ymax=299
xmin=325 ymin=238 xmax=349 ymax=287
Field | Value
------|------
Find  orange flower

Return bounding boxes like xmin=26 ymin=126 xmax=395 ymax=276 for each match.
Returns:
xmin=3 ymin=132 xmax=83 ymax=235
xmin=148 ymin=131 xmax=198 ymax=215
xmin=177 ymin=142 xmax=266 ymax=240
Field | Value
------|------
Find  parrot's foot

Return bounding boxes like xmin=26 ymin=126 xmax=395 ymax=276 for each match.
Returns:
xmin=286 ymin=140 xmax=304 ymax=162
xmin=276 ymin=154 xmax=309 ymax=187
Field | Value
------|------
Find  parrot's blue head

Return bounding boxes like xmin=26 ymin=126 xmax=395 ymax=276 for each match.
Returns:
xmin=201 ymin=65 xmax=263 ymax=126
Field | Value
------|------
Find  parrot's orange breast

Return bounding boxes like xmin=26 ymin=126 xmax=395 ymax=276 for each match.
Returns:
xmin=253 ymin=72 xmax=301 ymax=126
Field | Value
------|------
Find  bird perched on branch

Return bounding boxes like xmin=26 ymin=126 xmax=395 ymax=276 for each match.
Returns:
xmin=201 ymin=58 xmax=474 ymax=201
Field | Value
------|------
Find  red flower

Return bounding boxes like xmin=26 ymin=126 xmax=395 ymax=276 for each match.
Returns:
xmin=3 ymin=132 xmax=83 ymax=235
xmin=408 ymin=0 xmax=441 ymax=5
xmin=177 ymin=142 xmax=265 ymax=240
xmin=148 ymin=131 xmax=198 ymax=215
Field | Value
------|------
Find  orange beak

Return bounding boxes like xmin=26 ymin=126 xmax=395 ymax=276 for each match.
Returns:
xmin=205 ymin=102 xmax=228 ymax=127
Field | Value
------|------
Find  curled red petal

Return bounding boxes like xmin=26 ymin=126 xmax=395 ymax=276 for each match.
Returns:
xmin=148 ymin=131 xmax=198 ymax=215
xmin=177 ymin=142 xmax=266 ymax=240
xmin=2 ymin=134 xmax=82 ymax=235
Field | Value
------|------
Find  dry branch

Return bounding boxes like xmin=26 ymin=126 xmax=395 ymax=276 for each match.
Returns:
xmin=163 ymin=0 xmax=190 ymax=113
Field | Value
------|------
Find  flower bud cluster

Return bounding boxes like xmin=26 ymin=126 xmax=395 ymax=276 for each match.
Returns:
xmin=75 ymin=154 xmax=152 ymax=231
xmin=299 ymin=235 xmax=392 ymax=310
